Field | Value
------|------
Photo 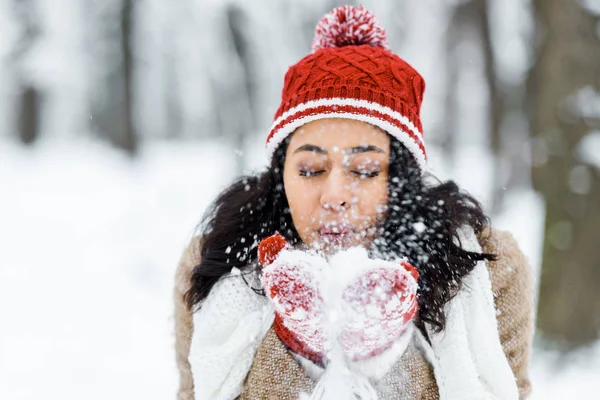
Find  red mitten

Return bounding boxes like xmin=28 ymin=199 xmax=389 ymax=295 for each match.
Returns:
xmin=339 ymin=259 xmax=419 ymax=361
xmin=259 ymin=235 xmax=419 ymax=364
xmin=258 ymin=232 xmax=288 ymax=267
xmin=259 ymin=233 xmax=327 ymax=364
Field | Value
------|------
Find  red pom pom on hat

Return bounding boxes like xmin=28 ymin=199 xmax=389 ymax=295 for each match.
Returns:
xmin=312 ymin=5 xmax=389 ymax=52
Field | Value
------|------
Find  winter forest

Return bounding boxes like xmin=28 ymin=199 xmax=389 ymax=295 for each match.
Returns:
xmin=1 ymin=0 xmax=600 ymax=398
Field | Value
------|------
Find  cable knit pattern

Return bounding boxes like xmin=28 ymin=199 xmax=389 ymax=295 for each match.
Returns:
xmin=264 ymin=6 xmax=429 ymax=170
xmin=265 ymin=44 xmax=427 ymax=169
xmin=174 ymin=228 xmax=534 ymax=399
xmin=274 ymin=46 xmax=425 ymax=121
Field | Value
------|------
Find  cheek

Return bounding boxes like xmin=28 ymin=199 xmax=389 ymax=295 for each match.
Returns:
xmin=357 ymin=178 xmax=388 ymax=217
xmin=283 ymin=172 xmax=317 ymax=232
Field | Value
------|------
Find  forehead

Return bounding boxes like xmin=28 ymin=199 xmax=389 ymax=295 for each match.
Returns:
xmin=289 ymin=118 xmax=390 ymax=150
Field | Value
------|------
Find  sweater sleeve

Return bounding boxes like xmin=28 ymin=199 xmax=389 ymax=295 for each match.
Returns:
xmin=483 ymin=229 xmax=535 ymax=399
xmin=174 ymin=236 xmax=203 ymax=400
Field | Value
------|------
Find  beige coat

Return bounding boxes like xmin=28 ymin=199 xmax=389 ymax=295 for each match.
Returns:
xmin=174 ymin=228 xmax=534 ymax=399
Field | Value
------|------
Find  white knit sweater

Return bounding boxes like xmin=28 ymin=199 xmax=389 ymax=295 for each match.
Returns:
xmin=188 ymin=226 xmax=519 ymax=399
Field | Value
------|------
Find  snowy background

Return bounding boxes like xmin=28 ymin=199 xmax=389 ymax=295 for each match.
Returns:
xmin=1 ymin=0 xmax=600 ymax=398
xmin=2 ymin=139 xmax=599 ymax=399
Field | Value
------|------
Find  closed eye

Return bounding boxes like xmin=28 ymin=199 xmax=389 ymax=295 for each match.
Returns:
xmin=351 ymin=170 xmax=379 ymax=179
xmin=299 ymin=170 xmax=325 ymax=177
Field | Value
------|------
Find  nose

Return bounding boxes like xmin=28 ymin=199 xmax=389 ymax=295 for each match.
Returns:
xmin=320 ymin=169 xmax=352 ymax=211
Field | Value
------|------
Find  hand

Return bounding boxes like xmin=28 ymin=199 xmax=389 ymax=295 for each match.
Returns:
xmin=339 ymin=259 xmax=419 ymax=361
xmin=259 ymin=234 xmax=419 ymax=363
xmin=260 ymin=233 xmax=327 ymax=361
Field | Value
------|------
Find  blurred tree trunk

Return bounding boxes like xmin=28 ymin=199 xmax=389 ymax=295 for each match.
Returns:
xmin=164 ymin=24 xmax=182 ymax=140
xmin=224 ymin=4 xmax=254 ymax=175
xmin=443 ymin=0 xmax=504 ymax=211
xmin=17 ymin=86 xmax=39 ymax=144
xmin=120 ymin=0 xmax=136 ymax=153
xmin=441 ymin=2 xmax=465 ymax=167
xmin=226 ymin=4 xmax=256 ymax=131
xmin=474 ymin=0 xmax=505 ymax=213
xmin=529 ymin=0 xmax=600 ymax=348
xmin=13 ymin=0 xmax=41 ymax=145
xmin=92 ymin=0 xmax=137 ymax=154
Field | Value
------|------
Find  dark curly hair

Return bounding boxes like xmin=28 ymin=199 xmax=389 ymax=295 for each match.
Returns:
xmin=185 ymin=136 xmax=496 ymax=333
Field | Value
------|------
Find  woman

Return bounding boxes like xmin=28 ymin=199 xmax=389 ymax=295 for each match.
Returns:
xmin=174 ymin=5 xmax=534 ymax=400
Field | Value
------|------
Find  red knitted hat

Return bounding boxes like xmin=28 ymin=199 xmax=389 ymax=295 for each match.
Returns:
xmin=266 ymin=5 xmax=427 ymax=171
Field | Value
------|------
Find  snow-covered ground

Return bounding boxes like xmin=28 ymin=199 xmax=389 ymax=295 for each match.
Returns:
xmin=0 ymin=138 xmax=598 ymax=399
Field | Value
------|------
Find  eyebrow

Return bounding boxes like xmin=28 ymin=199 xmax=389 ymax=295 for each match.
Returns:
xmin=293 ymin=144 xmax=327 ymax=155
xmin=292 ymin=144 xmax=385 ymax=155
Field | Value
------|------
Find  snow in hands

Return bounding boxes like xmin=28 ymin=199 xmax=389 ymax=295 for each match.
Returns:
xmin=260 ymin=233 xmax=419 ymax=398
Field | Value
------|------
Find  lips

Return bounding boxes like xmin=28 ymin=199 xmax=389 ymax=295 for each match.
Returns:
xmin=318 ymin=224 xmax=355 ymax=246
xmin=319 ymin=223 xmax=354 ymax=235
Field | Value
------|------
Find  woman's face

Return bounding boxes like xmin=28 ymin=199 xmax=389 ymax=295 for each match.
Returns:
xmin=283 ymin=118 xmax=390 ymax=253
